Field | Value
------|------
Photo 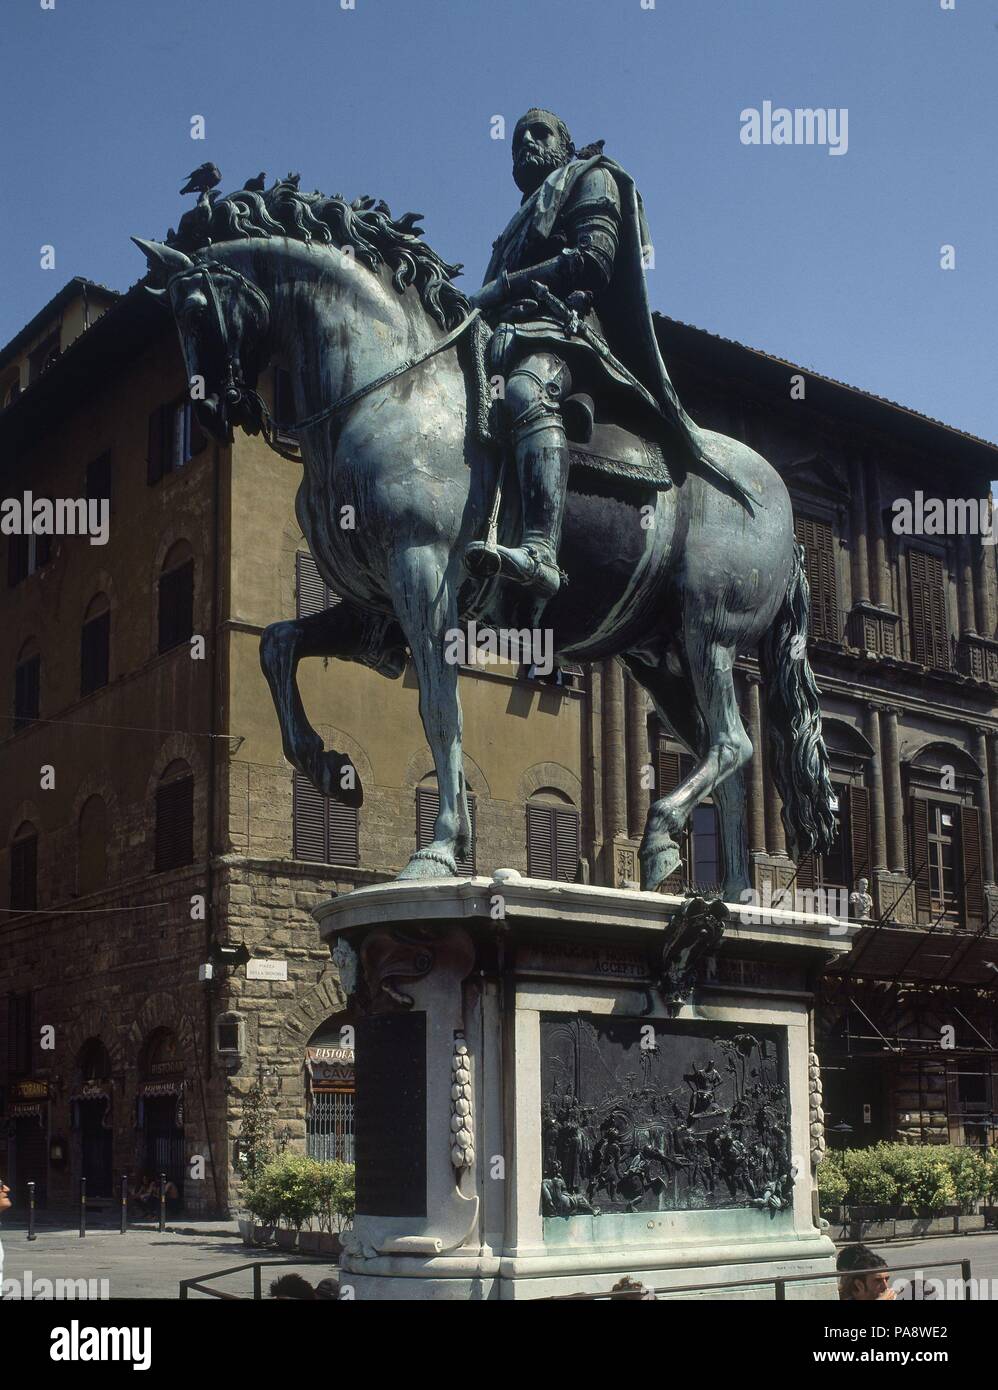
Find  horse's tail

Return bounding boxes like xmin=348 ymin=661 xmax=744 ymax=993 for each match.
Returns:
xmin=758 ymin=542 xmax=837 ymax=860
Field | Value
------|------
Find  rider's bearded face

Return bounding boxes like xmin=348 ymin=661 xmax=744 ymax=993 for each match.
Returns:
xmin=512 ymin=115 xmax=572 ymax=195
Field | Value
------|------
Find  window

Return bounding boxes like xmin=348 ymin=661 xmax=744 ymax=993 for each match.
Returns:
xmin=4 ymin=378 xmax=21 ymax=408
xmin=293 ymin=771 xmax=360 ymax=866
xmin=7 ymin=991 xmax=33 ymax=1076
xmin=910 ymin=798 xmax=984 ymax=925
xmin=81 ymin=594 xmax=110 ymax=695
xmin=147 ymin=398 xmax=206 ymax=484
xmin=794 ymin=514 xmax=839 ymax=641
xmin=526 ymin=793 xmax=581 ymax=881
xmin=13 ymin=640 xmax=40 ymax=730
xmin=416 ymin=781 xmax=476 ymax=875
xmin=158 ymin=542 xmax=194 ymax=653
xmin=155 ymin=761 xmax=194 ymax=871
xmin=29 ymin=333 xmax=60 ymax=383
xmin=908 ymin=548 xmax=950 ymax=670
xmin=7 ymin=522 xmax=52 ymax=587
xmin=85 ymin=451 xmax=112 ymax=505
xmin=797 ymin=783 xmax=872 ymax=893
xmin=78 ymin=795 xmax=108 ymax=897
xmin=10 ymin=823 xmax=38 ymax=911
xmin=296 ymin=551 xmax=341 ymax=618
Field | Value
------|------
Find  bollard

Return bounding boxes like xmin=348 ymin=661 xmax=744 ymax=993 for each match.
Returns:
xmin=27 ymin=1181 xmax=36 ymax=1241
xmin=158 ymin=1172 xmax=166 ymax=1233
xmin=120 ymin=1173 xmax=128 ymax=1235
xmin=79 ymin=1176 xmax=87 ymax=1238
xmin=961 ymin=1259 xmax=974 ymax=1300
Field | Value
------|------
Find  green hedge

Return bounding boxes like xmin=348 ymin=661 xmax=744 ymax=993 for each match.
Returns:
xmin=817 ymin=1144 xmax=998 ymax=1216
xmin=245 ymin=1153 xmax=356 ymax=1231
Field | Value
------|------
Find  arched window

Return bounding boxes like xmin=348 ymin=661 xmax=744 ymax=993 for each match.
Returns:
xmin=78 ymin=795 xmax=108 ymax=897
xmin=155 ymin=760 xmax=194 ymax=871
xmin=293 ymin=770 xmax=359 ymax=866
xmin=906 ymin=743 xmax=985 ymax=926
xmin=78 ymin=1037 xmax=113 ymax=1082
xmin=13 ymin=638 xmax=40 ymax=730
xmin=81 ymin=594 xmax=110 ymax=695
xmin=10 ymin=820 xmax=38 ymax=911
xmin=158 ymin=542 xmax=194 ymax=654
xmin=416 ymin=774 xmax=476 ymax=875
xmin=796 ymin=719 xmax=873 ymax=896
xmin=526 ymin=789 xmax=581 ymax=881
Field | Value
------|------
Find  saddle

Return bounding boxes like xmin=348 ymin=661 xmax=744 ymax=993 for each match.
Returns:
xmin=463 ymin=317 xmax=673 ymax=492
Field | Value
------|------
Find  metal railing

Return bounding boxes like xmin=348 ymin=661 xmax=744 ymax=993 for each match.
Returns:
xmin=550 ymin=1256 xmax=974 ymax=1300
xmin=179 ymin=1257 xmax=336 ymax=1301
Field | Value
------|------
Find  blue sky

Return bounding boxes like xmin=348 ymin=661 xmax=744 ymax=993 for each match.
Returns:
xmin=1 ymin=0 xmax=995 ymax=449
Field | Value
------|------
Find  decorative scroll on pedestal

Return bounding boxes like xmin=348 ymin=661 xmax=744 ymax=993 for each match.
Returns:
xmin=540 ymin=1016 xmax=794 ymax=1218
xmin=450 ymin=1032 xmax=475 ymax=1172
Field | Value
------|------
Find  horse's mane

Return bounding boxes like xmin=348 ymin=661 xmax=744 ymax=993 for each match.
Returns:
xmin=166 ymin=176 xmax=471 ymax=330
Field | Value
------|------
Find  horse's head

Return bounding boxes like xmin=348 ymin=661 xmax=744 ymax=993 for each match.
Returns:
xmin=132 ymin=238 xmax=272 ymax=442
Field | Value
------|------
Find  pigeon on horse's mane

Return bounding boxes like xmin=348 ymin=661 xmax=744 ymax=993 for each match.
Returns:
xmin=180 ymin=162 xmax=221 ymax=195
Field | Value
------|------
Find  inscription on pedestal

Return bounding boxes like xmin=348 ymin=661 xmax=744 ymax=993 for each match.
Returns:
xmin=540 ymin=1015 xmax=792 ymax=1218
xmin=355 ymin=1013 xmax=427 ymax=1218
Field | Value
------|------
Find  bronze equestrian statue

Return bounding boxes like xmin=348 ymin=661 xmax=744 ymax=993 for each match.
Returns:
xmin=133 ymin=108 xmax=837 ymax=897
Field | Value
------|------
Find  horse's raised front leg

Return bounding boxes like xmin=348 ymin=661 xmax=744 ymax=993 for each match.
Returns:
xmin=259 ymin=601 xmax=405 ymax=805
xmin=389 ymin=545 xmax=468 ymax=880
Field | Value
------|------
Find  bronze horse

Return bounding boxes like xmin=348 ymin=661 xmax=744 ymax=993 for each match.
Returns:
xmin=134 ymin=179 xmax=836 ymax=895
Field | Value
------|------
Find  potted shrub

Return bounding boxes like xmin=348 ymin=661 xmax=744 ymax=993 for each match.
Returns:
xmin=233 ymin=1078 xmax=279 ymax=1243
xmin=816 ymin=1151 xmax=847 ymax=1222
xmin=841 ymin=1145 xmax=898 ymax=1234
xmin=316 ymin=1160 xmax=356 ymax=1256
xmin=947 ymin=1147 xmax=988 ymax=1226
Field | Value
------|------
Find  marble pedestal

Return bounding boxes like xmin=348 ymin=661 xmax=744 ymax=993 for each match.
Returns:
xmin=314 ymin=874 xmax=854 ymax=1301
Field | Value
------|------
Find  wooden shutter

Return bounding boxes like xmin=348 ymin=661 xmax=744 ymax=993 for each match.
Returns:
xmin=795 ymin=850 xmax=817 ymax=891
xmin=296 ymin=551 xmax=341 ymax=618
xmin=527 ymin=804 xmax=581 ymax=881
xmin=960 ymin=805 xmax=985 ymax=924
xmin=909 ymin=797 xmax=931 ymax=919
xmin=147 ymin=405 xmax=166 ymax=484
xmin=327 ymin=799 xmax=359 ymax=866
xmin=794 ymin=515 xmax=838 ymax=641
xmin=848 ymin=784 xmax=872 ymax=882
xmin=86 ymin=451 xmax=112 ymax=503
xmin=416 ymin=786 xmax=475 ymax=875
xmin=81 ymin=611 xmax=110 ymax=695
xmin=8 ymin=533 xmax=29 ymax=587
xmin=158 ymin=561 xmax=194 ymax=652
xmin=9 ymin=993 xmax=33 ymax=1073
xmin=654 ymin=740 xmax=689 ymax=888
xmin=14 ymin=655 xmax=40 ymax=728
xmin=908 ymin=549 xmax=950 ymax=670
xmin=293 ymin=772 xmax=328 ymax=861
xmin=10 ymin=834 xmax=38 ymax=910
xmin=526 ymin=803 xmax=555 ymax=878
xmin=155 ymin=776 xmax=194 ymax=870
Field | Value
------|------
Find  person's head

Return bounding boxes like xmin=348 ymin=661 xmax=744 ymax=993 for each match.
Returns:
xmin=512 ymin=109 xmax=576 ymax=195
xmin=270 ymin=1273 xmax=316 ymax=1300
xmin=315 ymin=1278 xmax=340 ymax=1301
xmin=837 ymin=1244 xmax=891 ymax=1300
xmin=0 ymin=1177 xmax=11 ymax=1214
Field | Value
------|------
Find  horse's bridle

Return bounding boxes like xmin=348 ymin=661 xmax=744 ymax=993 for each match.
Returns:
xmin=169 ymin=257 xmax=480 ymax=461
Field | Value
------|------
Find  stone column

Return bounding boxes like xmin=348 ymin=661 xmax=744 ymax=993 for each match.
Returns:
xmin=957 ymin=535 xmax=977 ymax=636
xmin=867 ymin=466 xmax=889 ymax=609
xmin=601 ymin=658 xmax=628 ymax=842
xmin=849 ymin=456 xmax=870 ymax=604
xmin=880 ymin=707 xmax=906 ymax=874
xmin=763 ymin=711 xmax=787 ymax=856
xmin=974 ymin=728 xmax=996 ymax=886
xmin=625 ymin=673 xmax=648 ymax=840
xmin=744 ymin=675 xmax=767 ymax=854
xmin=864 ymin=704 xmax=888 ymax=872
xmin=973 ymin=518 xmax=997 ymax=639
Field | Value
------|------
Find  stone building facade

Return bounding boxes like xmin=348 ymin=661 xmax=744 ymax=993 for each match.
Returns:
xmin=1 ymin=277 xmax=995 ymax=1216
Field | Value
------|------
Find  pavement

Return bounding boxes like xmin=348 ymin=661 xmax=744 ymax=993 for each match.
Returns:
xmin=0 ymin=1216 xmax=339 ymax=1300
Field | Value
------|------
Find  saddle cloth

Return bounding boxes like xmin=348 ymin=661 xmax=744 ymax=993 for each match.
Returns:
xmin=462 ymin=317 xmax=673 ymax=492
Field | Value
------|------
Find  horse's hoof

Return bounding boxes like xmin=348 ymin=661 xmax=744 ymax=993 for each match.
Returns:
xmin=640 ymin=837 xmax=682 ymax=893
xmin=397 ymin=847 xmax=458 ymax=880
xmin=322 ymin=753 xmax=363 ymax=807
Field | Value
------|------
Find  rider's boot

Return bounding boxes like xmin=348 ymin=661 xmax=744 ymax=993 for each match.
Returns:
xmin=465 ymin=359 xmax=571 ymax=610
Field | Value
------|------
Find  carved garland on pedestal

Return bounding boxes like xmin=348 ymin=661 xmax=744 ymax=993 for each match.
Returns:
xmin=809 ymin=1049 xmax=826 ymax=1170
xmin=450 ymin=1032 xmax=475 ymax=1171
